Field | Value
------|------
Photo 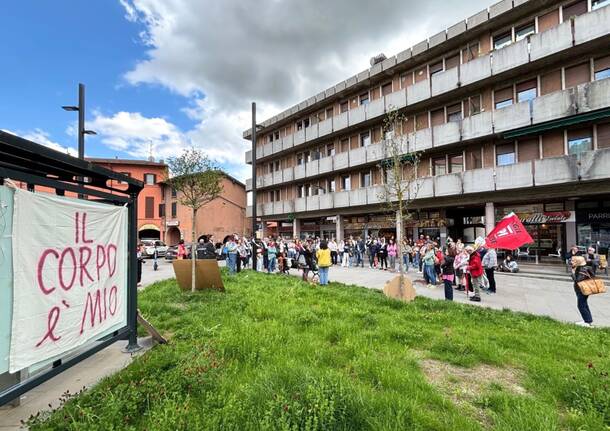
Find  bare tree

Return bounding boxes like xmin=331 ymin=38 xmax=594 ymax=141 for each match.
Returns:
xmin=166 ymin=149 xmax=223 ymax=292
xmin=378 ymin=107 xmax=421 ymax=294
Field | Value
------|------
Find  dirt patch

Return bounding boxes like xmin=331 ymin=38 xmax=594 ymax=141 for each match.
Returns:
xmin=420 ymin=358 xmax=527 ymax=427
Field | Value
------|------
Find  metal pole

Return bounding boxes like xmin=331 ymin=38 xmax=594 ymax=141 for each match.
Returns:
xmin=251 ymin=102 xmax=258 ymax=271
xmin=78 ymin=83 xmax=85 ymax=160
xmin=124 ymin=192 xmax=142 ymax=352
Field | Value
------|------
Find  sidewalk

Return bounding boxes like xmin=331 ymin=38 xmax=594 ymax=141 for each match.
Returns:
xmin=289 ymin=265 xmax=610 ymax=327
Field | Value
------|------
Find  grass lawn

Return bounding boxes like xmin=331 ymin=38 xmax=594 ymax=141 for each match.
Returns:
xmin=29 ymin=270 xmax=609 ymax=430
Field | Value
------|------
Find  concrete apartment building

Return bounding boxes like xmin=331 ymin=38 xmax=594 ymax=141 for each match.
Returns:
xmin=244 ymin=0 xmax=610 ymax=258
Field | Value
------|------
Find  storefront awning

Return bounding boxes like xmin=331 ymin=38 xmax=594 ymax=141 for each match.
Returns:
xmin=139 ymin=223 xmax=160 ymax=231
xmin=503 ymin=108 xmax=610 ymax=139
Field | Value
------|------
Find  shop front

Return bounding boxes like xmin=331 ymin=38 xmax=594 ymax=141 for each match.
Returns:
xmin=344 ymin=214 xmax=396 ymax=240
xmin=576 ymin=200 xmax=610 ymax=255
xmin=496 ymin=204 xmax=572 ymax=257
xmin=446 ymin=207 xmax=486 ymax=243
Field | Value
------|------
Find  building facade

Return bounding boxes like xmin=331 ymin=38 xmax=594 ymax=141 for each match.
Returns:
xmin=88 ymin=158 xmax=167 ymax=240
xmin=244 ymin=0 xmax=610 ymax=258
xmin=160 ymin=174 xmax=249 ymax=245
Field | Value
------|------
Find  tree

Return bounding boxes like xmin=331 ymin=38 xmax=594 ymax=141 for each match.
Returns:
xmin=166 ymin=149 xmax=223 ymax=292
xmin=378 ymin=107 xmax=421 ymax=296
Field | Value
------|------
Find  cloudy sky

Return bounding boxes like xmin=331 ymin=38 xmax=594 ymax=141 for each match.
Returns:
xmin=2 ymin=0 xmax=492 ymax=180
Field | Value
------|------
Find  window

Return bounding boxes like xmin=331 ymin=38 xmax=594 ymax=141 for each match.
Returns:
xmin=568 ymin=129 xmax=593 ymax=155
xmin=464 ymin=41 xmax=480 ymax=62
xmin=296 ymin=121 xmax=303 ymax=131
xmin=517 ymin=79 xmax=537 ymax=103
xmin=595 ymin=68 xmax=610 ymax=81
xmin=268 ymin=134 xmax=274 ymax=143
xmin=429 ymin=61 xmax=444 ymax=77
xmin=340 ymin=138 xmax=349 ymax=152
xmin=310 ymin=149 xmax=320 ymax=161
xmin=381 ymin=82 xmax=392 ymax=96
xmin=340 ymin=101 xmax=349 ymax=113
xmin=341 ymin=175 xmax=351 ymax=191
xmin=565 ymin=63 xmax=591 ymax=88
xmin=171 ymin=202 xmax=177 ymax=218
xmin=275 ymin=190 xmax=281 ymax=201
xmin=316 ymin=111 xmax=325 ymax=123
xmin=305 ymin=184 xmax=312 ymax=197
xmin=515 ymin=22 xmax=535 ymax=41
xmin=328 ymin=179 xmax=336 ymax=193
xmin=563 ymin=0 xmax=587 ymax=19
xmin=446 ymin=103 xmax=462 ymax=122
xmin=298 ymin=185 xmax=305 ymax=198
xmin=326 ymin=108 xmax=334 ymax=119
xmin=493 ymin=32 xmax=512 ymax=50
xmin=274 ymin=160 xmax=280 ymax=171
xmin=592 ymin=0 xmax=610 ymax=10
xmin=326 ymin=143 xmax=335 ymax=157
xmin=274 ymin=131 xmax=280 ymax=140
xmin=268 ymin=163 xmax=273 ymax=174
xmin=496 ymin=143 xmax=516 ymax=166
xmin=400 ymin=72 xmax=412 ymax=88
xmin=494 ymin=87 xmax=513 ymax=109
xmin=359 ymin=93 xmax=369 ymax=105
xmin=445 ymin=54 xmax=460 ymax=70
xmin=297 ymin=153 xmax=304 ymax=165
xmin=432 ymin=158 xmax=446 ymax=176
xmin=466 ymin=148 xmax=482 ymax=170
xmin=144 ymin=173 xmax=156 ymax=185
xmin=360 ymin=171 xmax=371 ymax=188
xmin=304 ymin=150 xmax=311 ymax=163
xmin=360 ymin=131 xmax=371 ymax=147
xmin=304 ymin=118 xmax=310 ymax=128
xmin=449 ymin=154 xmax=464 ymax=173
xmin=465 ymin=95 xmax=481 ymax=116
xmin=171 ymin=188 xmax=177 ymax=198
xmin=158 ymin=203 xmax=165 ymax=218
xmin=269 ymin=191 xmax=275 ymax=202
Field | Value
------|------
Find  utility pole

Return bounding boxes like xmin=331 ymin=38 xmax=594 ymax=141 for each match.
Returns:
xmin=251 ymin=102 xmax=258 ymax=271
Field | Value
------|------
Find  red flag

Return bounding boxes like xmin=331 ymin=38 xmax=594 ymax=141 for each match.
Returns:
xmin=485 ymin=212 xmax=533 ymax=250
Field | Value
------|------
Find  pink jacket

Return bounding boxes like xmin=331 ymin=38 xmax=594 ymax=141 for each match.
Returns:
xmin=388 ymin=244 xmax=397 ymax=257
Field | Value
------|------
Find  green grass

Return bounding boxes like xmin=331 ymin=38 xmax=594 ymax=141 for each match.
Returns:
xmin=28 ymin=271 xmax=610 ymax=430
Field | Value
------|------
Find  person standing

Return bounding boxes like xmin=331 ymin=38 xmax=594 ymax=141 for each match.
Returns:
xmin=267 ymin=240 xmax=278 ymax=273
xmin=316 ymin=240 xmax=332 ymax=285
xmin=378 ymin=238 xmax=388 ymax=270
xmin=571 ymin=256 xmax=595 ymax=327
xmin=177 ymin=239 xmax=187 ymax=260
xmin=441 ymin=247 xmax=456 ymax=300
xmin=387 ymin=239 xmax=397 ymax=272
xmin=585 ymin=246 xmax=600 ymax=275
xmin=328 ymin=238 xmax=338 ymax=265
xmin=482 ymin=247 xmax=497 ymax=294
xmin=466 ymin=246 xmax=484 ymax=302
xmin=402 ymin=239 xmax=412 ymax=271
xmin=356 ymin=237 xmax=365 ymax=267
xmin=423 ymin=244 xmax=437 ymax=287
xmin=226 ymin=236 xmax=238 ymax=274
xmin=341 ymin=239 xmax=351 ymax=267
xmin=366 ymin=237 xmax=376 ymax=268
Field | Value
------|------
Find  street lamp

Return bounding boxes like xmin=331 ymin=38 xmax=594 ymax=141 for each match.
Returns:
xmin=251 ymin=102 xmax=264 ymax=271
xmin=62 ymin=83 xmax=96 ymax=160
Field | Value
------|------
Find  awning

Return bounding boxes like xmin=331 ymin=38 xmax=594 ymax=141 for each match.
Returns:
xmin=139 ymin=223 xmax=160 ymax=231
xmin=503 ymin=108 xmax=610 ymax=139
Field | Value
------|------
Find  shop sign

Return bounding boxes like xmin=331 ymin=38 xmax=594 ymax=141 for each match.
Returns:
xmin=405 ymin=218 xmax=447 ymax=228
xmin=519 ymin=211 xmax=574 ymax=224
xmin=576 ymin=210 xmax=610 ymax=223
xmin=166 ymin=220 xmax=180 ymax=227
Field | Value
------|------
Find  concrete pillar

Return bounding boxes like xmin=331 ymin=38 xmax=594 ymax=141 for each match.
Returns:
xmin=412 ymin=226 xmax=418 ymax=241
xmin=485 ymin=202 xmax=495 ymax=234
xmin=439 ymin=227 xmax=447 ymax=247
xmin=261 ymin=220 xmax=267 ymax=239
xmin=293 ymin=218 xmax=301 ymax=239
xmin=336 ymin=215 xmax=344 ymax=242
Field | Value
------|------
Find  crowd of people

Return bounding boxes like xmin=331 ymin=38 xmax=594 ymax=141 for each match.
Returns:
xmin=161 ymin=232 xmax=604 ymax=328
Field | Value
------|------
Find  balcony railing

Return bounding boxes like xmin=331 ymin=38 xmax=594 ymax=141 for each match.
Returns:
xmin=247 ymin=148 xmax=610 ymax=217
xmin=247 ymin=6 xmax=610 ymax=163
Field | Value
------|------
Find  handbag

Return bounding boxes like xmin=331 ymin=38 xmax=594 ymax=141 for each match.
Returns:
xmin=577 ymin=272 xmax=606 ymax=296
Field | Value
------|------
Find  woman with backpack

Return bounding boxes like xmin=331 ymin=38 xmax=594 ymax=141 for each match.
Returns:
xmin=571 ymin=255 xmax=595 ymax=327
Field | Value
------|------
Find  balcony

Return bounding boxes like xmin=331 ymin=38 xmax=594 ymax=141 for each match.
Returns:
xmin=319 ymin=193 xmax=333 ymax=210
xmin=245 ymin=178 xmax=252 ymax=192
xmin=366 ymin=98 xmax=385 ymax=119
xmin=434 ymin=172 xmax=462 ymax=196
xmin=264 ymin=202 xmax=274 ymax=215
xmin=495 ymin=161 xmax=533 ymax=190
xmin=581 ymin=148 xmax=610 ymax=181
xmin=349 ymin=146 xmax=366 ymax=167
xmin=273 ymin=201 xmax=284 ymax=215
xmin=294 ymin=129 xmax=305 ymax=146
xmin=411 ymin=128 xmax=432 ymax=152
xmin=574 ymin=4 xmax=610 ymax=46
xmin=295 ymin=197 xmax=306 ymax=212
xmin=431 ymin=67 xmax=459 ymax=97
xmin=432 ymin=121 xmax=460 ymax=148
xmin=534 ymin=156 xmax=577 ymax=186
xmin=283 ymin=167 xmax=294 ymax=182
xmin=305 ymin=124 xmax=319 ymax=142
xmin=294 ymin=164 xmax=305 ymax=180
xmin=306 ymin=195 xmax=320 ymax=211
xmin=366 ymin=142 xmax=384 ymax=163
xmin=273 ymin=170 xmax=283 ymax=185
xmin=305 ymin=159 xmax=319 ymax=177
xmin=319 ymin=156 xmax=333 ymax=174
xmin=492 ymin=38 xmax=529 ymax=75
xmin=334 ymin=190 xmax=350 ymax=208
xmin=283 ymin=200 xmax=295 ymax=214
xmin=493 ymin=101 xmax=531 ymax=133
xmin=245 ymin=150 xmax=252 ymax=164
xmin=367 ymin=186 xmax=384 ymax=204
xmin=256 ymin=176 xmax=264 ymax=188
xmin=414 ymin=177 xmax=434 ymax=198
xmin=462 ymin=111 xmax=492 ymax=140
xmin=460 ymin=55 xmax=491 ymax=86
xmin=272 ymin=139 xmax=282 ymax=154
xmin=334 ymin=152 xmax=349 ymax=170
xmin=263 ymin=173 xmax=273 ymax=187
xmin=349 ymin=105 xmax=366 ymax=125
xmin=578 ymin=78 xmax=610 ymax=113
xmin=334 ymin=112 xmax=348 ymax=131
xmin=530 ymin=20 xmax=572 ymax=61
xmin=463 ymin=168 xmax=494 ymax=194
xmin=407 ymin=80 xmax=431 ymax=104
xmin=349 ymin=188 xmax=367 ymax=206
xmin=263 ymin=142 xmax=273 ymax=157
xmin=318 ymin=118 xmax=332 ymax=137
xmin=385 ymin=89 xmax=407 ymax=110
xmin=282 ymin=134 xmax=294 ymax=151
xmin=256 ymin=146 xmax=264 ymax=159
xmin=532 ymin=89 xmax=575 ymax=124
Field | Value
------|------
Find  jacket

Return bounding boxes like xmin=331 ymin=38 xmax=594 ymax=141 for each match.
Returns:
xmin=573 ymin=266 xmax=594 ymax=289
xmin=441 ymin=255 xmax=455 ymax=275
xmin=387 ymin=244 xmax=397 ymax=257
xmin=468 ymin=252 xmax=484 ymax=277
xmin=316 ymin=248 xmax=332 ymax=267
xmin=482 ymin=248 xmax=498 ymax=269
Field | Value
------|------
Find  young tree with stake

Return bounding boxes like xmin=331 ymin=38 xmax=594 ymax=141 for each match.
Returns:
xmin=378 ymin=107 xmax=421 ymax=297
xmin=166 ymin=149 xmax=223 ymax=292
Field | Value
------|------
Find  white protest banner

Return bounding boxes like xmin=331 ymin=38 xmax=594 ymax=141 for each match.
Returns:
xmin=9 ymin=188 xmax=128 ymax=372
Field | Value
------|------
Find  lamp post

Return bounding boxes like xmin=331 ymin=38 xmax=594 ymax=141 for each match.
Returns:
xmin=251 ymin=102 xmax=264 ymax=271
xmin=62 ymin=83 xmax=96 ymax=160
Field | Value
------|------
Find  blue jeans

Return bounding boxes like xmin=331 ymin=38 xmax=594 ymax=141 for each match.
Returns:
xmin=443 ymin=279 xmax=453 ymax=300
xmin=228 ymin=253 xmax=237 ymax=274
xmin=319 ymin=266 xmax=329 ymax=285
xmin=403 ymin=254 xmax=410 ymax=270
xmin=413 ymin=254 xmax=420 ymax=271
xmin=268 ymin=255 xmax=277 ymax=273
xmin=424 ymin=264 xmax=436 ymax=284
xmin=575 ymin=287 xmax=593 ymax=323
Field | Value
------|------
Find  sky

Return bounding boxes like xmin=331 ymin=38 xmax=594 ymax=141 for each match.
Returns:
xmin=1 ymin=0 xmax=492 ymax=181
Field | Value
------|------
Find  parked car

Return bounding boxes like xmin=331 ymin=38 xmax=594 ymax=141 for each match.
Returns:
xmin=165 ymin=243 xmax=192 ymax=260
xmin=141 ymin=239 xmax=168 ymax=258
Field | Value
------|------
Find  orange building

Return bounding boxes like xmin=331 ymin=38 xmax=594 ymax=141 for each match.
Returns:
xmin=87 ymin=158 xmax=167 ymax=240
xmin=161 ymin=173 xmax=249 ymax=245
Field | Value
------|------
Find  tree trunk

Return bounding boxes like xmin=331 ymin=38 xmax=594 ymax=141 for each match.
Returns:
xmin=396 ymin=207 xmax=404 ymax=296
xmin=191 ymin=207 xmax=197 ymax=292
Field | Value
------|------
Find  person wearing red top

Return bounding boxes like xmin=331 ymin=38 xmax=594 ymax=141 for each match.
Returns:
xmin=466 ymin=245 xmax=483 ymax=302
